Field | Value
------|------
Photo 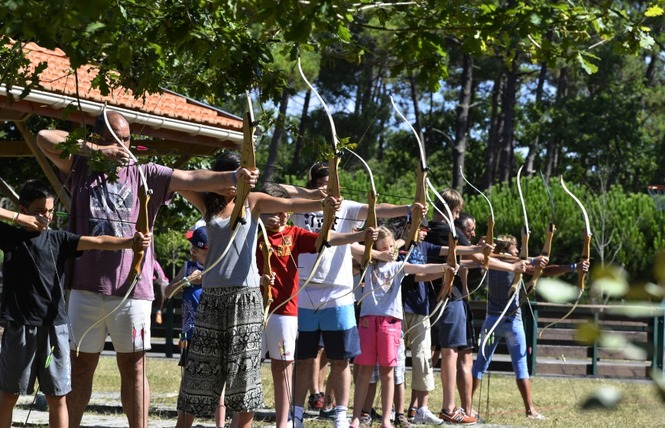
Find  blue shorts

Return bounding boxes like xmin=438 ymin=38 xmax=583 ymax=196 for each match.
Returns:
xmin=436 ymin=300 xmax=468 ymax=349
xmin=297 ymin=305 xmax=360 ymax=360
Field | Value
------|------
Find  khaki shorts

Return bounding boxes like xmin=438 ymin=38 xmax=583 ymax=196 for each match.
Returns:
xmin=68 ymin=290 xmax=152 ymax=353
xmin=404 ymin=312 xmax=435 ymax=391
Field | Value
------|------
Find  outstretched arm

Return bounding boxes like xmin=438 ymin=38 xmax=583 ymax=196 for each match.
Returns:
xmin=77 ymin=231 xmax=151 ymax=251
xmin=329 ymin=227 xmax=378 ymax=247
xmin=169 ymin=168 xmax=258 ymax=195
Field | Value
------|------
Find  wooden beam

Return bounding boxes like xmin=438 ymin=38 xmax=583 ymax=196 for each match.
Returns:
xmin=14 ymin=121 xmax=71 ymax=209
xmin=0 ymin=139 xmax=222 ymax=158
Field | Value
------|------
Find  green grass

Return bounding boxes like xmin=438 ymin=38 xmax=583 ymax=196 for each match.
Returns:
xmin=91 ymin=355 xmax=665 ymax=427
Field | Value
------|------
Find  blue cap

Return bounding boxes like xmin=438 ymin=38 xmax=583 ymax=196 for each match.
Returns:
xmin=188 ymin=226 xmax=208 ymax=249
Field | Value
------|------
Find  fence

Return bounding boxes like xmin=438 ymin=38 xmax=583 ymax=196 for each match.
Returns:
xmin=146 ymin=298 xmax=665 ymax=380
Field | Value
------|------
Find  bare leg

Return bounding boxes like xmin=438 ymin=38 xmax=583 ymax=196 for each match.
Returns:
xmin=272 ymin=359 xmax=294 ymax=428
xmin=439 ymin=348 xmax=457 ymax=413
xmin=330 ymin=358 xmax=351 ymax=410
xmin=45 ymin=394 xmax=68 ymax=428
xmin=67 ymin=351 xmax=100 ymax=428
xmin=310 ymin=348 xmax=323 ymax=398
xmin=516 ymin=378 xmax=539 ymax=416
xmin=175 ymin=411 xmax=195 ymax=428
xmin=231 ymin=411 xmax=254 ymax=428
xmin=456 ymin=349 xmax=473 ymax=415
xmin=351 ymin=365 xmax=373 ymax=425
xmin=379 ymin=366 xmax=394 ymax=427
xmin=116 ymin=351 xmax=150 ymax=428
xmin=362 ymin=381 xmax=378 ymax=414
xmin=394 ymin=381 xmax=405 ymax=415
xmin=215 ymin=393 xmax=226 ymax=427
xmin=0 ymin=391 xmax=19 ymax=428
xmin=294 ymin=358 xmax=315 ymax=408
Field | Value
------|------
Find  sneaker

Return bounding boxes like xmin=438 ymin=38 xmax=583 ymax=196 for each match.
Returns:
xmin=395 ymin=413 xmax=411 ymax=428
xmin=371 ymin=408 xmax=382 ymax=421
xmin=320 ymin=408 xmax=336 ymax=420
xmin=308 ymin=392 xmax=325 ymax=409
xmin=407 ymin=407 xmax=416 ymax=423
xmin=360 ymin=412 xmax=373 ymax=428
xmin=413 ymin=407 xmax=443 ymax=425
xmin=438 ymin=408 xmax=476 ymax=425
xmin=526 ymin=411 xmax=546 ymax=420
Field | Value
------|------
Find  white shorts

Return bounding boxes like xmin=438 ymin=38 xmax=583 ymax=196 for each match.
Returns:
xmin=68 ymin=290 xmax=152 ymax=353
xmin=261 ymin=314 xmax=298 ymax=361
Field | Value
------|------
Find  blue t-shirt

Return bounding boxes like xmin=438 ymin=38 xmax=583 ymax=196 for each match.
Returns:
xmin=181 ymin=261 xmax=203 ymax=341
xmin=401 ymin=241 xmax=442 ymax=315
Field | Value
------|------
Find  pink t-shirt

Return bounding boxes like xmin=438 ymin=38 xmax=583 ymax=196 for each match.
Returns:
xmin=64 ymin=156 xmax=173 ymax=300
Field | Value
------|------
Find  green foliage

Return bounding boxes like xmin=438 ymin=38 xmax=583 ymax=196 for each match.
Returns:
xmin=465 ymin=177 xmax=665 ymax=282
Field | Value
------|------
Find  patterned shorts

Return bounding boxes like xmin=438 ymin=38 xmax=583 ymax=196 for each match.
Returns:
xmin=177 ymin=286 xmax=264 ymax=417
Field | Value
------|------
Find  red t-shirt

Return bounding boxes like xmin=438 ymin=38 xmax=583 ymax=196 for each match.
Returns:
xmin=256 ymin=225 xmax=318 ymax=316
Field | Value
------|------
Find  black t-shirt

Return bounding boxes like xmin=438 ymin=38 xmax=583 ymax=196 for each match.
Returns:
xmin=424 ymin=220 xmax=470 ymax=301
xmin=0 ymin=223 xmax=81 ymax=326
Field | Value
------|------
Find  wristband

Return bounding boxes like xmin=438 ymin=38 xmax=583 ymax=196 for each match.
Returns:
xmin=530 ymin=257 xmax=535 ymax=267
xmin=570 ymin=263 xmax=576 ymax=272
xmin=11 ymin=212 xmax=19 ymax=224
xmin=231 ymin=170 xmax=237 ymax=185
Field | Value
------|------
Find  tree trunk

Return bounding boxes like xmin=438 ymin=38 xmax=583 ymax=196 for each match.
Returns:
xmin=263 ymin=87 xmax=290 ymax=185
xmin=483 ymin=74 xmax=504 ymax=190
xmin=408 ymin=74 xmax=426 ymax=147
xmin=498 ymin=59 xmax=518 ymax=183
xmin=291 ymin=88 xmax=311 ymax=172
xmin=452 ymin=54 xmax=473 ymax=191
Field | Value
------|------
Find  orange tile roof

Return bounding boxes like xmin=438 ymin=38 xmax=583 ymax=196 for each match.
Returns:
xmin=22 ymin=42 xmax=242 ymax=132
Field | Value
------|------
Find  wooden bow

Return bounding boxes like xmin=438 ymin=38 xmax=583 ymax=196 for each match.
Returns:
xmin=266 ymin=58 xmax=341 ymax=319
xmin=539 ymin=176 xmax=591 ymax=337
xmin=480 ymin=165 xmax=529 ymax=359
xmin=163 ymin=94 xmax=258 ymax=303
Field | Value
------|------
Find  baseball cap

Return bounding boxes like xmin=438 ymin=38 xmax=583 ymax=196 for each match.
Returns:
xmin=188 ymin=226 xmax=208 ymax=249
xmin=185 ymin=218 xmax=206 ymax=239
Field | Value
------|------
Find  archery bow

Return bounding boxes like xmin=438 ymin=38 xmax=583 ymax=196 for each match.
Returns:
xmin=525 ymin=173 xmax=556 ymax=295
xmin=389 ymin=96 xmax=427 ymax=267
xmin=257 ymin=218 xmax=274 ymax=326
xmin=539 ymin=176 xmax=591 ymax=337
xmin=355 ymin=96 xmax=427 ymax=308
xmin=460 ymin=166 xmax=494 ymax=298
xmin=423 ymin=179 xmax=458 ymax=328
xmin=265 ymin=58 xmax=341 ymax=319
xmin=479 ymin=165 xmax=529 ymax=359
xmin=163 ymin=93 xmax=258 ymax=302
xmin=319 ymin=148 xmax=377 ymax=309
xmin=75 ymin=105 xmax=152 ymax=355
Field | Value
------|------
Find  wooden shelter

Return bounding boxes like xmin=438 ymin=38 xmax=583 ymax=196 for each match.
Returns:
xmin=0 ymin=42 xmax=244 ymax=207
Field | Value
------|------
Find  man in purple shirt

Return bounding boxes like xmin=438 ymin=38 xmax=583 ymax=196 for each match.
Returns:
xmin=37 ymin=111 xmax=257 ymax=428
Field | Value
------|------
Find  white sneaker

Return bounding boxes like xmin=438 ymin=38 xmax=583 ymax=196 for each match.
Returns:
xmin=413 ymin=407 xmax=444 ymax=425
